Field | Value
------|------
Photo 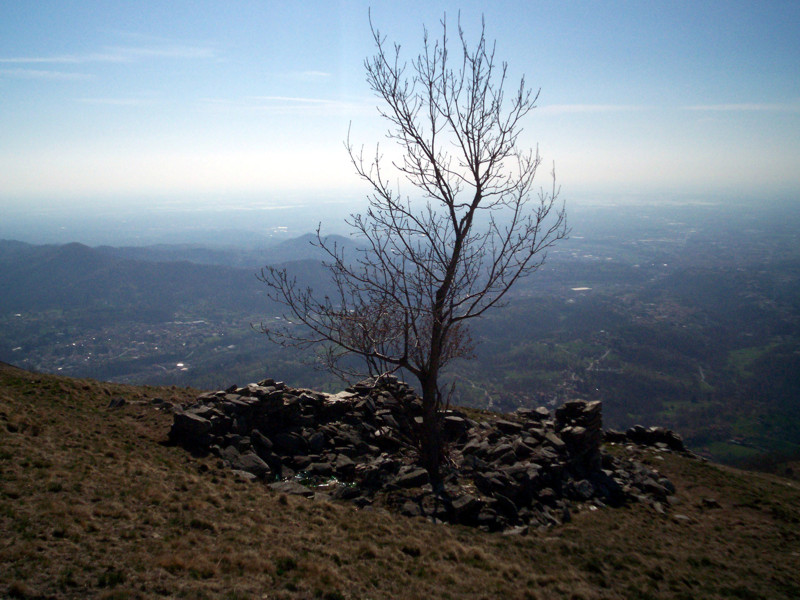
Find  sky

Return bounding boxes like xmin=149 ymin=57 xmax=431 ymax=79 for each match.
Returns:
xmin=1 ymin=0 xmax=799 ymax=226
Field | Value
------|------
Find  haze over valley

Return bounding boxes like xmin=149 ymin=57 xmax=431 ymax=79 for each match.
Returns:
xmin=3 ymin=198 xmax=798 ymax=469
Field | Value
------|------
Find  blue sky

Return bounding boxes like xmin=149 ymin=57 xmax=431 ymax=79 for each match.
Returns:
xmin=1 ymin=0 xmax=799 ymax=217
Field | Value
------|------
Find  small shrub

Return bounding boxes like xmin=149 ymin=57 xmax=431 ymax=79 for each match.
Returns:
xmin=275 ymin=555 xmax=298 ymax=576
xmin=7 ymin=581 xmax=37 ymax=599
xmin=97 ymin=568 xmax=127 ymax=588
xmin=188 ymin=517 xmax=216 ymax=532
xmin=57 ymin=567 xmax=77 ymax=590
xmin=581 ymin=557 xmax=604 ymax=574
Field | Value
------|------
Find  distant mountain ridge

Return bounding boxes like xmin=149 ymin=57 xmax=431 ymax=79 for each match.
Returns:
xmin=2 ymin=217 xmax=799 ymax=470
xmin=94 ymin=233 xmax=357 ymax=268
xmin=0 ymin=236 xmax=347 ymax=316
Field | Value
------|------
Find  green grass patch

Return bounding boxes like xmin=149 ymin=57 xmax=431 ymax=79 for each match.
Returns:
xmin=728 ymin=343 xmax=780 ymax=379
xmin=704 ymin=441 xmax=762 ymax=462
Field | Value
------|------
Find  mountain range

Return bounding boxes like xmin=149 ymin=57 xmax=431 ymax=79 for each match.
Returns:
xmin=1 ymin=201 xmax=799 ymax=469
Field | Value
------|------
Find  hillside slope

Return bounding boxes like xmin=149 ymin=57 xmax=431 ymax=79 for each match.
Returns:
xmin=1 ymin=363 xmax=799 ymax=599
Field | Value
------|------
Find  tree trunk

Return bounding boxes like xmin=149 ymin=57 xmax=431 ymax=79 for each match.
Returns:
xmin=419 ymin=377 xmax=442 ymax=488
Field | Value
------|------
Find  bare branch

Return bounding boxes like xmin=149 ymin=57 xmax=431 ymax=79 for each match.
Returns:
xmin=260 ymin=14 xmax=567 ymax=483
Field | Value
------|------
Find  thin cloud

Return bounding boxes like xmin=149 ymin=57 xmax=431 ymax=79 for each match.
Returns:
xmin=683 ymin=102 xmax=800 ymax=112
xmin=249 ymin=95 xmax=336 ymax=105
xmin=0 ymin=68 xmax=92 ymax=80
xmin=0 ymin=44 xmax=215 ymax=65
xmin=0 ymin=52 xmax=122 ymax=64
xmin=200 ymin=95 xmax=371 ymax=116
xmin=289 ymin=70 xmax=332 ymax=82
xmin=538 ymin=104 xmax=647 ymax=115
xmin=108 ymin=45 xmax=215 ymax=60
xmin=75 ymin=97 xmax=156 ymax=106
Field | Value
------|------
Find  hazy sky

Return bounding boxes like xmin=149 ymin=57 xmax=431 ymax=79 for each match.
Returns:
xmin=2 ymin=0 xmax=799 ymax=215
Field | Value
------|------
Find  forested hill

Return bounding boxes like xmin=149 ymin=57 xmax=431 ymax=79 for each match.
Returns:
xmin=0 ymin=238 xmax=346 ymax=317
xmin=95 ymin=233 xmax=356 ymax=268
xmin=1 ymin=218 xmax=799 ymax=469
xmin=0 ymin=240 xmax=263 ymax=317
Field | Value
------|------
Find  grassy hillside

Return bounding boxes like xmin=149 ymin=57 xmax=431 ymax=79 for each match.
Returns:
xmin=1 ymin=362 xmax=799 ymax=599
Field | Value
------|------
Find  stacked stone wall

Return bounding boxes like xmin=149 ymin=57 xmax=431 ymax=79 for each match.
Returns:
xmin=171 ymin=376 xmax=684 ymax=532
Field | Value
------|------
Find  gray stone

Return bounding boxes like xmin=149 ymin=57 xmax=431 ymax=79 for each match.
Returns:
xmin=333 ymin=485 xmax=363 ymax=501
xmin=400 ymin=500 xmax=423 ymax=517
xmin=502 ymin=525 xmax=529 ymax=536
xmin=268 ymin=480 xmax=314 ymax=498
xmin=487 ymin=443 xmax=514 ymax=461
xmin=642 ymin=478 xmax=669 ymax=499
xmin=673 ymin=514 xmax=692 ymax=523
xmin=495 ymin=449 xmax=518 ymax=466
xmin=461 ymin=438 xmax=484 ymax=455
xmin=231 ymin=469 xmax=257 ymax=481
xmin=273 ymin=432 xmax=307 ymax=455
xmin=496 ymin=420 xmax=523 ymax=435
xmin=210 ymin=414 xmax=232 ymax=435
xmin=308 ymin=462 xmax=333 ymax=477
xmin=526 ymin=429 xmax=545 ymax=443
xmin=172 ymin=410 xmax=212 ymax=439
xmin=533 ymin=407 xmax=551 ymax=420
xmin=333 ymin=454 xmax=356 ymax=478
xmin=221 ymin=396 xmax=252 ymax=415
xmin=107 ymin=397 xmax=126 ymax=409
xmin=394 ymin=467 xmax=429 ymax=488
xmin=376 ymin=412 xmax=400 ymax=430
xmin=491 ymin=493 xmax=519 ymax=520
xmin=251 ymin=429 xmax=273 ymax=452
xmin=452 ymin=494 xmax=483 ymax=522
xmin=308 ymin=431 xmax=326 ymax=454
xmin=544 ymin=432 xmax=566 ymax=451
xmin=371 ymin=426 xmax=402 ymax=451
xmin=477 ymin=508 xmax=501 ymax=531
xmin=538 ymin=488 xmax=557 ymax=506
xmin=572 ymin=479 xmax=595 ymax=501
xmin=219 ymin=444 xmax=240 ymax=464
xmin=512 ymin=438 xmax=534 ymax=459
xmin=290 ymin=455 xmax=312 ymax=470
xmin=443 ymin=415 xmax=469 ymax=437
xmin=234 ymin=436 xmax=253 ymax=452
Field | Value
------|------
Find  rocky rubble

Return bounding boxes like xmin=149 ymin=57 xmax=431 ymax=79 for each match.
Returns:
xmin=604 ymin=425 xmax=687 ymax=452
xmin=170 ymin=375 xmax=682 ymax=532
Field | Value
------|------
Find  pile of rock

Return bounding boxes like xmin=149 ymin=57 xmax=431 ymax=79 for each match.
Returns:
xmin=555 ymin=399 xmax=603 ymax=475
xmin=604 ymin=425 xmax=687 ymax=452
xmin=170 ymin=375 xmax=678 ymax=532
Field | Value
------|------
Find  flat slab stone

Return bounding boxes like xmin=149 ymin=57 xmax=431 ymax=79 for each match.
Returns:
xmin=268 ymin=480 xmax=315 ymax=498
xmin=394 ymin=467 xmax=429 ymax=488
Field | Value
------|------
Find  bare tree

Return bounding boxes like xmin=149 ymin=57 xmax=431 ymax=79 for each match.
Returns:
xmin=259 ymin=15 xmax=567 ymax=484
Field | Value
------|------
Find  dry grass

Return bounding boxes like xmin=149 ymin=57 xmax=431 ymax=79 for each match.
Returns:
xmin=1 ymin=362 xmax=799 ymax=599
